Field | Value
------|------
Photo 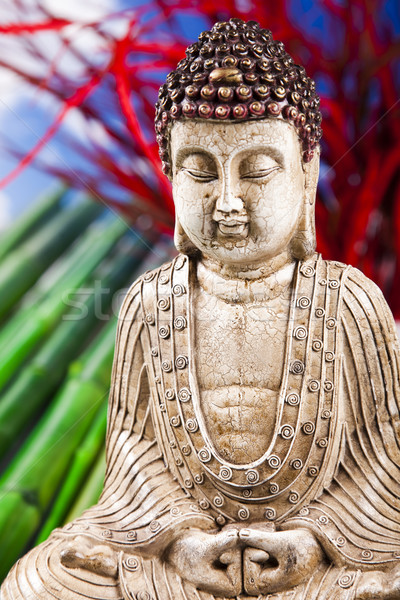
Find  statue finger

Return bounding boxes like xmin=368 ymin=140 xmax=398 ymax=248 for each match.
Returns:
xmin=238 ymin=528 xmax=274 ymax=550
xmin=60 ymin=546 xmax=87 ymax=569
xmin=209 ymin=528 xmax=239 ymax=556
xmin=60 ymin=543 xmax=118 ymax=578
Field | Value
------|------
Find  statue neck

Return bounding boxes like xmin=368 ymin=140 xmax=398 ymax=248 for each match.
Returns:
xmin=200 ymin=250 xmax=294 ymax=281
xmin=197 ymin=252 xmax=296 ymax=303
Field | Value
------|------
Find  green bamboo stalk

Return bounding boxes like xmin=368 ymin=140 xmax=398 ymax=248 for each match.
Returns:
xmin=35 ymin=403 xmax=108 ymax=544
xmin=32 ymin=239 xmax=172 ymax=544
xmin=0 ymin=235 xmax=147 ymax=458
xmin=0 ymin=316 xmax=118 ymax=579
xmin=64 ymin=446 xmax=106 ymax=524
xmin=0 ymin=187 xmax=67 ymax=262
xmin=0 ymin=214 xmax=121 ymax=353
xmin=0 ymin=199 xmax=102 ymax=320
xmin=0 ymin=217 xmax=129 ymax=390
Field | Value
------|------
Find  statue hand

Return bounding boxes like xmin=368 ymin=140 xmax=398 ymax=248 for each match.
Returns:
xmin=59 ymin=535 xmax=118 ymax=579
xmin=239 ymin=527 xmax=323 ymax=595
xmin=166 ymin=528 xmax=241 ymax=596
xmin=355 ymin=567 xmax=400 ymax=599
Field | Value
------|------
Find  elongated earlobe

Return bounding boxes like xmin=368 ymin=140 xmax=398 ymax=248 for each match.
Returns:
xmin=289 ymin=202 xmax=316 ymax=260
xmin=303 ymin=148 xmax=320 ymax=207
xmin=290 ymin=149 xmax=320 ymax=260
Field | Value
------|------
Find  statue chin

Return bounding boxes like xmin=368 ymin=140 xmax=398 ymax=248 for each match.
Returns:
xmin=3 ymin=17 xmax=400 ymax=600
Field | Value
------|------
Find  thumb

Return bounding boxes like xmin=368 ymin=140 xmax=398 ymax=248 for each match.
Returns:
xmin=238 ymin=528 xmax=274 ymax=550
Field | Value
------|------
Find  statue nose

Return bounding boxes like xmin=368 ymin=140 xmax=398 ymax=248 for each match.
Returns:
xmin=214 ymin=190 xmax=244 ymax=215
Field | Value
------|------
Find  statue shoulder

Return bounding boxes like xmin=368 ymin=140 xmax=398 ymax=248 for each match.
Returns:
xmin=322 ymin=259 xmax=387 ymax=305
xmin=344 ymin=263 xmax=386 ymax=300
xmin=322 ymin=260 xmax=397 ymax=341
xmin=340 ymin=262 xmax=388 ymax=309
xmin=318 ymin=259 xmax=395 ymax=333
xmin=119 ymin=255 xmax=188 ymax=322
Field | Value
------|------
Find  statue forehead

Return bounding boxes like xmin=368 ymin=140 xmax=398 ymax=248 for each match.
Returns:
xmin=170 ymin=118 xmax=301 ymax=162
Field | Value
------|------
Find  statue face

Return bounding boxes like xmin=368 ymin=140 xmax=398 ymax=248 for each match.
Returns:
xmin=171 ymin=118 xmax=317 ymax=266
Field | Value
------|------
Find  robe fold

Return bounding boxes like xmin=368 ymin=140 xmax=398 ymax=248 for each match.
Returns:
xmin=2 ymin=253 xmax=400 ymax=600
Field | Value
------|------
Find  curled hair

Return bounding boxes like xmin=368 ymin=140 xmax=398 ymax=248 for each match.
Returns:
xmin=155 ymin=18 xmax=322 ymax=176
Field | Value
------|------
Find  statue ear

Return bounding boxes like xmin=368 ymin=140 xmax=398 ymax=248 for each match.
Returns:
xmin=290 ymin=148 xmax=320 ymax=260
xmin=174 ymin=215 xmax=200 ymax=256
xmin=303 ymin=147 xmax=320 ymax=207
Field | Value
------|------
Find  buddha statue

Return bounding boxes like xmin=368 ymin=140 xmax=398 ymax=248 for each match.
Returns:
xmin=3 ymin=17 xmax=400 ymax=600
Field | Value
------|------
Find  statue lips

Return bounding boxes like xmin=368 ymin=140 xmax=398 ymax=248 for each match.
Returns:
xmin=216 ymin=219 xmax=249 ymax=238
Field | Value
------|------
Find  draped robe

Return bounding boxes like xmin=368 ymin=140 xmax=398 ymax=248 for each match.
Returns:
xmin=2 ymin=253 xmax=400 ymax=600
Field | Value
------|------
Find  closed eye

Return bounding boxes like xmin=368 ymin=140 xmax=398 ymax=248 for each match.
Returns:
xmin=183 ymin=168 xmax=217 ymax=182
xmin=241 ymin=166 xmax=281 ymax=180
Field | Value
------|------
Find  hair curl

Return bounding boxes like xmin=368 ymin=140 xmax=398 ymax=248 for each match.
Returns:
xmin=155 ymin=18 xmax=322 ymax=176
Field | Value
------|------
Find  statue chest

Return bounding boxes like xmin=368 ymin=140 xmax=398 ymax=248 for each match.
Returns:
xmin=193 ymin=290 xmax=291 ymax=464
xmin=194 ymin=291 xmax=289 ymax=389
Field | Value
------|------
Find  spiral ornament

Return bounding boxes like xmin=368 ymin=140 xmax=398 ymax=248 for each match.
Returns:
xmin=265 ymin=507 xmax=276 ymax=520
xmin=318 ymin=515 xmax=329 ymax=525
xmin=294 ymin=326 xmax=307 ymax=340
xmin=238 ymin=506 xmax=250 ymax=520
xmin=164 ymin=388 xmax=175 ymax=401
xmin=157 ymin=297 xmax=170 ymax=311
xmin=280 ymin=424 xmax=294 ymax=439
xmin=300 ymin=265 xmax=315 ymax=278
xmin=302 ymin=421 xmax=315 ymax=435
xmin=337 ymin=573 xmax=355 ymax=589
xmin=290 ymin=360 xmax=305 ymax=375
xmin=297 ymin=296 xmax=311 ymax=309
xmin=186 ymin=418 xmax=199 ymax=432
xmin=198 ymin=447 xmax=212 ymax=462
xmin=172 ymin=284 xmax=186 ymax=296
xmin=123 ymin=557 xmax=139 ymax=571
xmin=335 ymin=536 xmax=346 ymax=547
xmin=174 ymin=316 xmax=187 ymax=330
xmin=286 ymin=392 xmax=300 ymax=406
xmin=219 ymin=466 xmax=233 ymax=481
xmin=308 ymin=466 xmax=319 ymax=477
xmin=268 ymin=455 xmax=281 ymax=468
xmin=308 ymin=380 xmax=320 ymax=392
xmin=144 ymin=313 xmax=155 ymax=325
xmin=175 ymin=355 xmax=188 ymax=369
xmin=159 ymin=325 xmax=170 ymax=339
xmin=246 ymin=469 xmax=259 ymax=484
xmin=178 ymin=387 xmax=191 ymax=402
xmin=290 ymin=458 xmax=303 ymax=470
xmin=161 ymin=360 xmax=172 ymax=372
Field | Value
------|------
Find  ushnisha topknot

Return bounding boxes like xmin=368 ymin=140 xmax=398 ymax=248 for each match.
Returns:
xmin=155 ymin=18 xmax=322 ymax=176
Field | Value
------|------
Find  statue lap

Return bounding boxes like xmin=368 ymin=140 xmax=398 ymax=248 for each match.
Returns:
xmin=0 ymin=535 xmax=365 ymax=600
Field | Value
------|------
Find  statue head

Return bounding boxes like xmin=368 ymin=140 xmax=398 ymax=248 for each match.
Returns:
xmin=155 ymin=18 xmax=322 ymax=266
